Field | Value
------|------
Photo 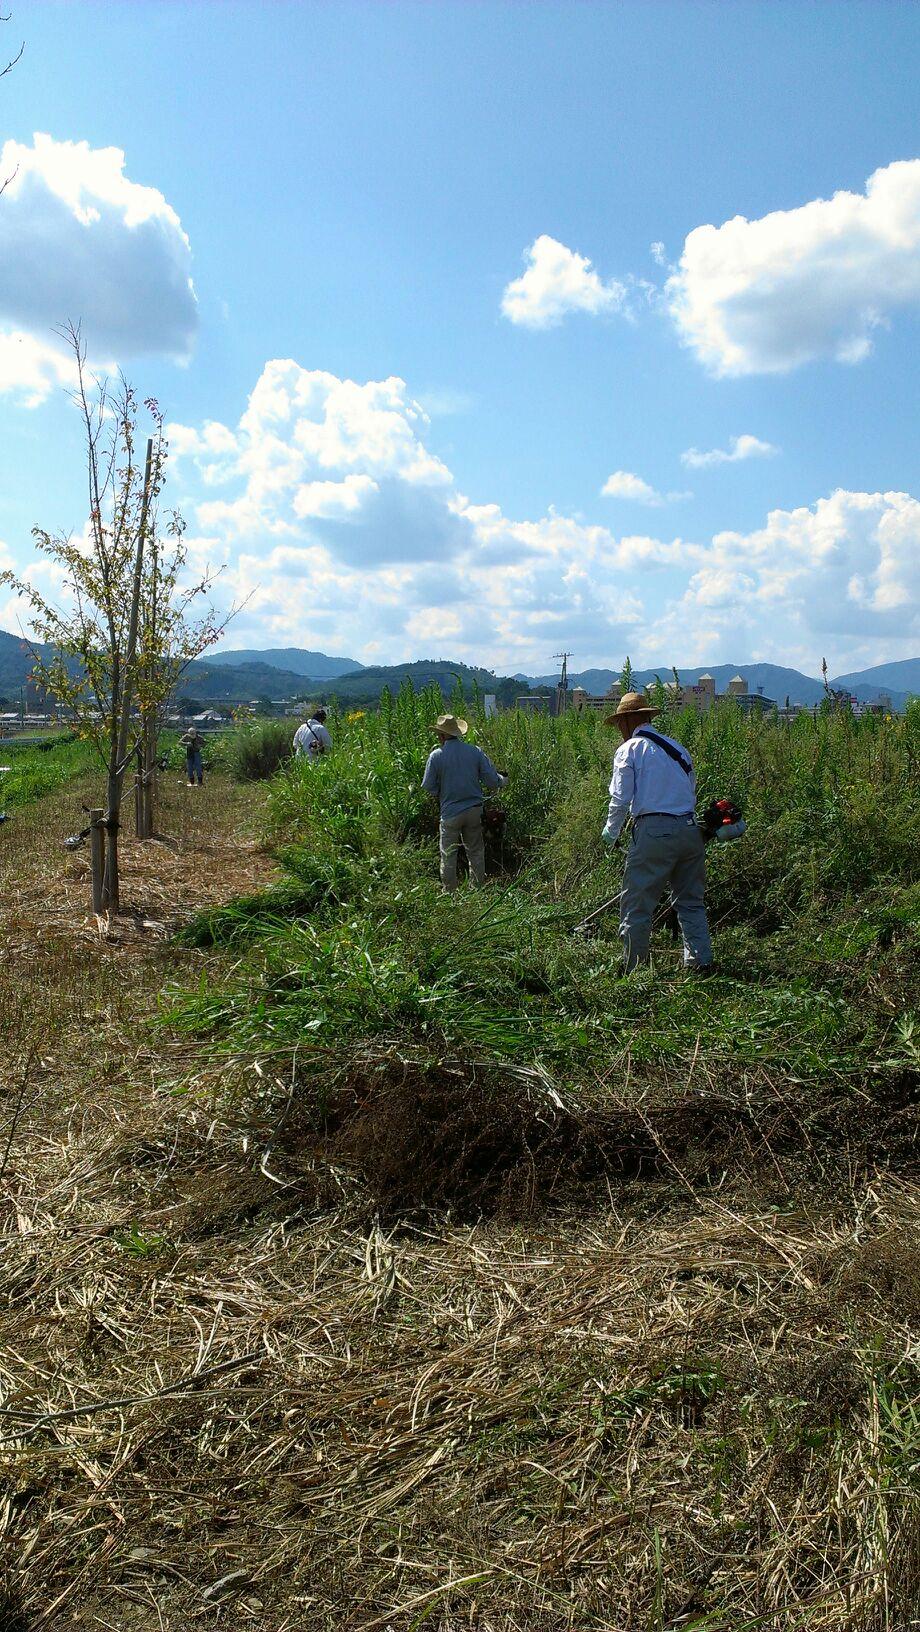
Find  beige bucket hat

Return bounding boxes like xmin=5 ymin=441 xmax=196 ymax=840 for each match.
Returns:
xmin=434 ymin=713 xmax=469 ymax=739
xmin=604 ymin=690 xmax=658 ymax=725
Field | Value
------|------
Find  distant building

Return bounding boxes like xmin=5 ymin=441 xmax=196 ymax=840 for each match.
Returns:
xmin=570 ymin=685 xmax=609 ymax=714
xmin=733 ymin=689 xmax=776 ymax=714
xmin=520 ymin=663 xmax=785 ymax=719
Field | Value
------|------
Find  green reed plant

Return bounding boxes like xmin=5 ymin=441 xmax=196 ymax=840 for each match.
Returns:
xmin=167 ymin=683 xmax=918 ymax=1103
xmin=262 ymin=685 xmax=919 ymax=923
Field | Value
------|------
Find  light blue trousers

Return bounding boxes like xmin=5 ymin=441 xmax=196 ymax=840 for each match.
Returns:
xmin=620 ymin=813 xmax=712 ymax=971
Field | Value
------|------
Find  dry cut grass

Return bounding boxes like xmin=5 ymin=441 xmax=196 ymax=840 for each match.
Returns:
xmin=1 ymin=772 xmax=919 ymax=1630
xmin=4 ymin=1102 xmax=920 ymax=1630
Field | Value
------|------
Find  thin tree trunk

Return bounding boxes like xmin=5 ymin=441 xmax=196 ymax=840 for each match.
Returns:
xmin=135 ymin=713 xmax=156 ymax=838
xmin=105 ymin=436 xmax=155 ymax=910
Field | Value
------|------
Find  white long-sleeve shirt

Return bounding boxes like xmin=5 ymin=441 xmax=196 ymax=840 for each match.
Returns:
xmin=293 ymin=718 xmax=332 ymax=760
xmin=604 ymin=726 xmax=696 ymax=842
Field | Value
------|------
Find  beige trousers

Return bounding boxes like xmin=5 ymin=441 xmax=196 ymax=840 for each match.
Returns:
xmin=439 ymin=807 xmax=486 ymax=891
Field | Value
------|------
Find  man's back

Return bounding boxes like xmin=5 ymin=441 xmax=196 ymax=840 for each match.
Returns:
xmin=422 ymin=737 xmax=503 ymax=818
xmin=294 ymin=718 xmax=332 ymax=759
xmin=612 ymin=725 xmax=696 ymax=819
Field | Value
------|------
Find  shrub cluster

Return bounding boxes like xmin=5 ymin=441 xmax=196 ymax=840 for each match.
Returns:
xmin=218 ymin=718 xmax=295 ymax=782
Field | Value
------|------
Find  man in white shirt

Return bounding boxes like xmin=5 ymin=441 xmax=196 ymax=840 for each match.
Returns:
xmin=602 ymin=691 xmax=712 ymax=974
xmin=293 ymin=708 xmax=332 ymax=762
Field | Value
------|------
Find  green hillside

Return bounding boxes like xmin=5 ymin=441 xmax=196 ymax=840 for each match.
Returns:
xmin=316 ymin=658 xmax=524 ymax=704
xmin=180 ymin=659 xmax=317 ymax=701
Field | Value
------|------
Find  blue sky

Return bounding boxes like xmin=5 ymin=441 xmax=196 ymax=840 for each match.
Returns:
xmin=1 ymin=0 xmax=919 ymax=676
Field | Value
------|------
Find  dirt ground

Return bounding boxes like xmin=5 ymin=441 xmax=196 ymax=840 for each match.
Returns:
xmin=2 ymin=775 xmax=919 ymax=1631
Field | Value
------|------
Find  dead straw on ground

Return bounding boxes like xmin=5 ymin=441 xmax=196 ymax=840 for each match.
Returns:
xmin=1 ymin=775 xmax=919 ymax=1630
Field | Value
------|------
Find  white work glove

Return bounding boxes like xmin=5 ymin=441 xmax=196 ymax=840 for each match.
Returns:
xmin=713 ymin=817 xmax=746 ymax=842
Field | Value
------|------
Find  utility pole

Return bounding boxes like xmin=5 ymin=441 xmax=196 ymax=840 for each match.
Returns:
xmin=552 ymin=651 xmax=574 ymax=717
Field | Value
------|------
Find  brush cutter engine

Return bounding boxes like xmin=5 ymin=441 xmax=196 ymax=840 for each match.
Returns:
xmin=699 ymin=798 xmax=746 ymax=842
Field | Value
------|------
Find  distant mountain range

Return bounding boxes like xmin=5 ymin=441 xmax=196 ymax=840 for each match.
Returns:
xmin=832 ymin=658 xmax=920 ymax=694
xmin=303 ymin=659 xmax=523 ymax=704
xmin=178 ymin=660 xmax=331 ymax=702
xmin=205 ymin=646 xmax=362 ymax=680
xmin=1 ymin=625 xmax=915 ymax=709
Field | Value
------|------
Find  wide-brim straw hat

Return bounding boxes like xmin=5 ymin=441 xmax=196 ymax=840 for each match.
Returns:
xmin=604 ymin=690 xmax=659 ymax=726
xmin=434 ymin=713 xmax=468 ymax=739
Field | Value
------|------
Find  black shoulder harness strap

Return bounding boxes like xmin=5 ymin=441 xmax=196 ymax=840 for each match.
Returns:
xmin=634 ymin=726 xmax=692 ymax=778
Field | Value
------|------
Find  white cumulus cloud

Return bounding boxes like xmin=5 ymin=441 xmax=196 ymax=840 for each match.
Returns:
xmin=648 ymin=489 xmax=920 ymax=668
xmin=0 ymin=329 xmax=81 ymax=407
xmin=668 ymin=159 xmax=920 ymax=375
xmin=168 ymin=358 xmax=651 ymax=666
xmin=602 ymin=471 xmax=662 ymax=504
xmin=501 ymin=234 xmax=627 ymax=329
xmin=166 ymin=359 xmax=919 ymax=675
xmin=602 ymin=470 xmax=690 ymax=506
xmin=0 ymin=132 xmax=197 ymax=403
xmin=681 ymin=434 xmax=778 ymax=470
xmin=173 ymin=362 xmax=459 ymax=560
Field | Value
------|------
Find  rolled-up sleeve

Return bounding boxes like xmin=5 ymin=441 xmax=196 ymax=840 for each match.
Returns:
xmin=604 ymin=748 xmax=634 ymax=841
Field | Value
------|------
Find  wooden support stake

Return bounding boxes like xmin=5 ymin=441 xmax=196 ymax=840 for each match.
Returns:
xmin=89 ymin=808 xmax=105 ymax=915
xmin=134 ymin=745 xmax=144 ymax=839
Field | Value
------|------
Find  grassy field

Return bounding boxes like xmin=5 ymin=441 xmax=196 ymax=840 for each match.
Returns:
xmin=0 ymin=734 xmax=98 ymax=813
xmin=1 ymin=693 xmax=919 ymax=1631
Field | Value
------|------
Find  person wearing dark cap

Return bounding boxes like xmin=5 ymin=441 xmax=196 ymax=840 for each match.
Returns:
xmin=293 ymin=708 xmax=332 ymax=763
xmin=179 ymin=725 xmax=205 ymax=786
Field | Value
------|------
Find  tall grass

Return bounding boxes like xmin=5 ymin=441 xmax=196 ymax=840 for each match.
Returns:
xmin=212 ymin=718 xmax=295 ymax=781
xmin=0 ymin=734 xmax=96 ymax=811
xmin=266 ymin=683 xmax=920 ymax=916
xmin=167 ymin=685 xmax=919 ymax=1111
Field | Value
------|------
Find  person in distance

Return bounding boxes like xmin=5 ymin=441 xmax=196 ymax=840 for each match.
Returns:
xmin=293 ymin=707 xmax=332 ymax=762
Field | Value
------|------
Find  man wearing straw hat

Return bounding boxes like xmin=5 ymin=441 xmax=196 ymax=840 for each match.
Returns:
xmin=602 ymin=691 xmax=713 ymax=974
xmin=422 ymin=714 xmax=508 ymax=892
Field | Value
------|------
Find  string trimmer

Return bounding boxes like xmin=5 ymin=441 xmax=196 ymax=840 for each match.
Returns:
xmin=571 ymin=801 xmax=746 ymax=939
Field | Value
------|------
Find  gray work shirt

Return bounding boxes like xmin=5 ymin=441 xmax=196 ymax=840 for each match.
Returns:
xmin=421 ymin=739 xmax=506 ymax=819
